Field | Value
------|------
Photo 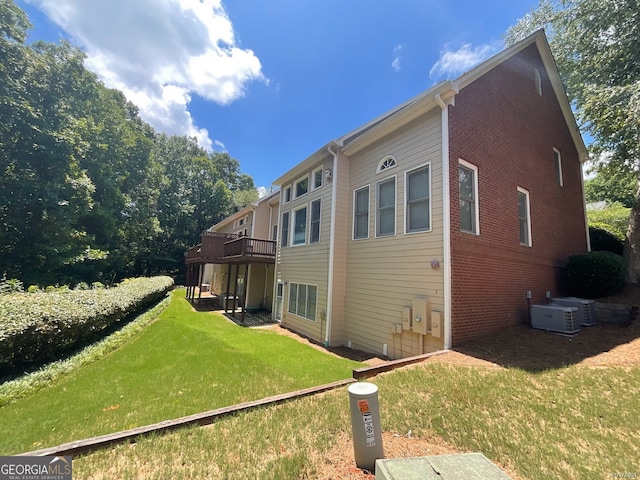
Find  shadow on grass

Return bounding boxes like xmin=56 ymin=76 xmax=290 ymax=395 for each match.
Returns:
xmin=454 ymin=320 xmax=640 ymax=372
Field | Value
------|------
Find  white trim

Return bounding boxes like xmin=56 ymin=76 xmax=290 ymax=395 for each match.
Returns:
xmin=280 ymin=210 xmax=290 ymax=248
xmin=375 ymin=175 xmax=397 ymax=238
xmin=458 ymin=159 xmax=480 ymax=235
xmin=291 ymin=204 xmax=308 ymax=246
xmin=294 ymin=174 xmax=309 ymax=199
xmin=310 ymin=198 xmax=322 ymax=244
xmin=436 ymin=93 xmax=453 ymax=351
xmin=283 ymin=185 xmax=292 ymax=204
xmin=517 ymin=186 xmax=532 ymax=247
xmin=376 ymin=155 xmax=397 ymax=173
xmin=404 ymin=162 xmax=432 ymax=234
xmin=311 ymin=166 xmax=323 ymax=190
xmin=553 ymin=146 xmax=563 ymax=187
xmin=352 ymin=185 xmax=371 ymax=240
xmin=287 ymin=282 xmax=318 ymax=322
xmin=326 ymin=146 xmax=339 ymax=346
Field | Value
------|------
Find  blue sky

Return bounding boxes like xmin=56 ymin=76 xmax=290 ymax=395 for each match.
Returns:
xmin=16 ymin=0 xmax=537 ymax=193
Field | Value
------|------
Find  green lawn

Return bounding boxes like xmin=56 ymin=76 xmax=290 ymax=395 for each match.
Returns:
xmin=72 ymin=360 xmax=640 ymax=480
xmin=0 ymin=290 xmax=362 ymax=454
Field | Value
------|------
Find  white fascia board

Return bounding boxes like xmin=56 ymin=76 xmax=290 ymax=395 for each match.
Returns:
xmin=272 ymin=147 xmax=334 ymax=186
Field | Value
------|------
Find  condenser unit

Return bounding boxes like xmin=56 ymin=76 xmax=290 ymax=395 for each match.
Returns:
xmin=530 ymin=305 xmax=580 ymax=335
xmin=551 ymin=297 xmax=597 ymax=326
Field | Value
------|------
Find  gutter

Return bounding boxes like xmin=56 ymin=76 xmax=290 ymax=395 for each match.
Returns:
xmin=435 ymin=93 xmax=456 ymax=350
xmin=325 ymin=141 xmax=340 ymax=347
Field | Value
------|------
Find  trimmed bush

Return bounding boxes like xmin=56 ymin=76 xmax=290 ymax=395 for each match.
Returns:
xmin=562 ymin=252 xmax=626 ymax=299
xmin=0 ymin=276 xmax=173 ymax=374
xmin=589 ymin=222 xmax=624 ymax=255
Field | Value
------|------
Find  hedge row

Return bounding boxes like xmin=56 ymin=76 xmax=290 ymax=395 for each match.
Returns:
xmin=0 ymin=276 xmax=174 ymax=373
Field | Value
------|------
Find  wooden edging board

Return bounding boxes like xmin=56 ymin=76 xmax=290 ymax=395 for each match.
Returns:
xmin=352 ymin=350 xmax=447 ymax=379
xmin=19 ymin=349 xmax=448 ymax=458
xmin=19 ymin=378 xmax=357 ymax=458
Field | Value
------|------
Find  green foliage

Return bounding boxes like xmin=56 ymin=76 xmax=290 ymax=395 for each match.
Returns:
xmin=587 ymin=202 xmax=631 ymax=236
xmin=0 ymin=1 xmax=257 ymax=285
xmin=562 ymin=251 xmax=626 ymax=298
xmin=0 ymin=276 xmax=173 ymax=374
xmin=584 ymin=165 xmax=637 ymax=208
xmin=588 ymin=223 xmax=624 ymax=255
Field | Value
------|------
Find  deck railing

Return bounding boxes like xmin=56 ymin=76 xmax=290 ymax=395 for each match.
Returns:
xmin=224 ymin=237 xmax=277 ymax=259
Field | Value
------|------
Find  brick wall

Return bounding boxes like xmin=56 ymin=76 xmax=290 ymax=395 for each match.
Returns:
xmin=448 ymin=43 xmax=589 ymax=345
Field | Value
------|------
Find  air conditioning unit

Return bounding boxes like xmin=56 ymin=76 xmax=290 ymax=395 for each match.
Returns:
xmin=530 ymin=305 xmax=580 ymax=335
xmin=551 ymin=297 xmax=597 ymax=326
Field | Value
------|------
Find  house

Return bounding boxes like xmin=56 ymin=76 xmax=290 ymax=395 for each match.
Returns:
xmin=188 ymin=30 xmax=590 ymax=358
xmin=185 ymin=190 xmax=279 ymax=321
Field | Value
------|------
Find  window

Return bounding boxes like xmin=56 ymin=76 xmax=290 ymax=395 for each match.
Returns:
xmin=284 ymin=186 xmax=291 ymax=203
xmin=553 ymin=147 xmax=563 ymax=186
xmin=272 ymin=224 xmax=278 ymax=241
xmin=312 ymin=167 xmax=323 ymax=190
xmin=293 ymin=206 xmax=307 ymax=245
xmin=376 ymin=177 xmax=396 ymax=236
xmin=310 ymin=199 xmax=321 ymax=243
xmin=288 ymin=283 xmax=317 ymax=321
xmin=459 ymin=160 xmax=479 ymax=234
xmin=353 ymin=186 xmax=369 ymax=239
xmin=377 ymin=155 xmax=397 ymax=173
xmin=281 ymin=212 xmax=290 ymax=247
xmin=518 ymin=187 xmax=532 ymax=246
xmin=406 ymin=165 xmax=430 ymax=233
xmin=534 ymin=68 xmax=542 ymax=96
xmin=238 ymin=217 xmax=244 ymax=226
xmin=295 ymin=176 xmax=309 ymax=198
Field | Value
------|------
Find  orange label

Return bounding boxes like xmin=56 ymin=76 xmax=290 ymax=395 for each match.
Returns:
xmin=357 ymin=400 xmax=370 ymax=414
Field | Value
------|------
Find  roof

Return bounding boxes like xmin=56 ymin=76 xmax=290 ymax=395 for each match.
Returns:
xmin=209 ymin=188 xmax=280 ymax=231
xmin=273 ymin=29 xmax=587 ymax=186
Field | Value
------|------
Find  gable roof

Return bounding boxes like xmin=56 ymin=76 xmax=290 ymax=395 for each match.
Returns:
xmin=209 ymin=189 xmax=279 ymax=232
xmin=274 ymin=30 xmax=587 ymax=185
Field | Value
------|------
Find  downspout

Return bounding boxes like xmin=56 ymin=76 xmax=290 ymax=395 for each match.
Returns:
xmin=435 ymin=92 xmax=453 ymax=350
xmin=325 ymin=142 xmax=340 ymax=347
xmin=265 ymin=202 xmax=274 ymax=308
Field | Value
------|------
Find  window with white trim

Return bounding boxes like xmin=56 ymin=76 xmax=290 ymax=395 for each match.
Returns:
xmin=459 ymin=160 xmax=479 ymax=234
xmin=288 ymin=283 xmax=317 ymax=321
xmin=272 ymin=224 xmax=278 ymax=241
xmin=284 ymin=186 xmax=291 ymax=203
xmin=310 ymin=199 xmax=321 ymax=243
xmin=312 ymin=167 xmax=323 ymax=190
xmin=518 ymin=187 xmax=532 ymax=246
xmin=292 ymin=206 xmax=307 ymax=245
xmin=377 ymin=155 xmax=397 ymax=173
xmin=353 ymin=186 xmax=369 ymax=239
xmin=376 ymin=177 xmax=396 ymax=237
xmin=406 ymin=165 xmax=430 ymax=233
xmin=553 ymin=147 xmax=563 ymax=187
xmin=295 ymin=176 xmax=309 ymax=198
xmin=281 ymin=211 xmax=290 ymax=247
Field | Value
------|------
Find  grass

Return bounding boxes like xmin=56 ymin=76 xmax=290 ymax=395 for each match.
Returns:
xmin=72 ymin=362 xmax=640 ymax=480
xmin=0 ymin=290 xmax=362 ymax=454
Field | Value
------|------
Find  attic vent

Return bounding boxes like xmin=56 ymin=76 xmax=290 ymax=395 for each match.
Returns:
xmin=377 ymin=155 xmax=397 ymax=173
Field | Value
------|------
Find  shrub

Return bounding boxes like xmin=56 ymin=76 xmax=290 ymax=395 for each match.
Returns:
xmin=0 ymin=276 xmax=174 ymax=374
xmin=589 ymin=223 xmax=624 ymax=255
xmin=562 ymin=251 xmax=626 ymax=299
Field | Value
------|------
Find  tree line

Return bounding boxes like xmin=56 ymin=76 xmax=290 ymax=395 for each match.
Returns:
xmin=0 ymin=0 xmax=258 ymax=287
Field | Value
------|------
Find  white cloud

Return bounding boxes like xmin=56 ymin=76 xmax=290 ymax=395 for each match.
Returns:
xmin=429 ymin=41 xmax=501 ymax=81
xmin=26 ymin=0 xmax=265 ymax=151
xmin=257 ymin=186 xmax=267 ymax=198
xmin=391 ymin=44 xmax=402 ymax=72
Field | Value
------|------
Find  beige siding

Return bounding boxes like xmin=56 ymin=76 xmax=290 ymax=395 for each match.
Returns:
xmin=252 ymin=200 xmax=272 ymax=239
xmin=344 ymin=109 xmax=445 ymax=358
xmin=276 ymin=161 xmax=331 ymax=343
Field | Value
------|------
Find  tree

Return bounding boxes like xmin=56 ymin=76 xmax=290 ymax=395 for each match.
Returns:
xmin=584 ymin=163 xmax=636 ymax=208
xmin=506 ymin=0 xmax=640 ymax=280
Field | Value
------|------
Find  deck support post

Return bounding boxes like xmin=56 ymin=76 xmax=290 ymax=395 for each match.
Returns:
xmin=225 ymin=264 xmax=232 ymax=313
xmin=241 ymin=263 xmax=249 ymax=324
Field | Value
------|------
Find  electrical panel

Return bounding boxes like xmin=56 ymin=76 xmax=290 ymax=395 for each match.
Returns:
xmin=430 ymin=311 xmax=442 ymax=338
xmin=402 ymin=306 xmax=412 ymax=331
xmin=412 ymin=297 xmax=430 ymax=335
